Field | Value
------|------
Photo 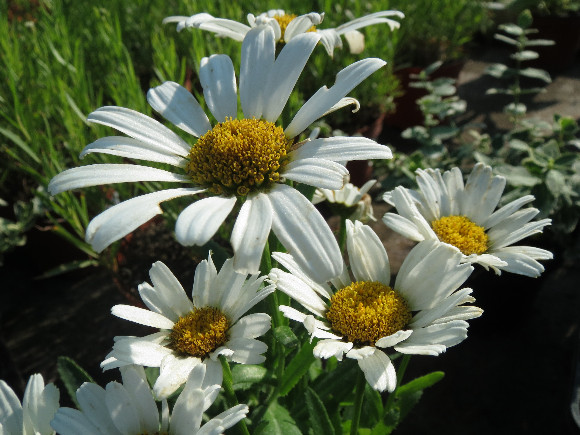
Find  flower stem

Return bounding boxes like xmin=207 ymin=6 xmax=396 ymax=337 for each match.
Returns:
xmin=350 ymin=370 xmax=367 ymax=435
xmin=219 ymin=355 xmax=251 ymax=435
xmin=339 ymin=216 xmax=348 ymax=253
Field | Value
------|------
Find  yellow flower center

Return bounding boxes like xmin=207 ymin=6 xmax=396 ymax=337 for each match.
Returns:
xmin=186 ymin=118 xmax=291 ymax=196
xmin=326 ymin=281 xmax=412 ymax=346
xmin=431 ymin=215 xmax=489 ymax=255
xmin=273 ymin=13 xmax=316 ymax=42
xmin=169 ymin=307 xmax=230 ymax=358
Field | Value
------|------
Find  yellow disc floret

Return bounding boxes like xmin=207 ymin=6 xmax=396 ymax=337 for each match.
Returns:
xmin=431 ymin=215 xmax=489 ymax=255
xmin=186 ymin=118 xmax=291 ymax=196
xmin=326 ymin=281 xmax=412 ymax=346
xmin=169 ymin=307 xmax=230 ymax=358
xmin=273 ymin=13 xmax=317 ymax=42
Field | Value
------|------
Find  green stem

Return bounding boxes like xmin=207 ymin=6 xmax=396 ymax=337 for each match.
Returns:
xmin=350 ymin=370 xmax=367 ymax=435
xmin=219 ymin=356 xmax=251 ymax=435
xmin=384 ymin=354 xmax=412 ymax=412
xmin=339 ymin=216 xmax=348 ymax=253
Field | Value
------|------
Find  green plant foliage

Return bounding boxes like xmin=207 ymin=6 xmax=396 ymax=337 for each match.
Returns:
xmin=56 ymin=356 xmax=95 ymax=408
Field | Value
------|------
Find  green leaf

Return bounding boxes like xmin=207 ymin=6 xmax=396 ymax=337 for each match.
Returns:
xmin=395 ymin=371 xmax=445 ymax=398
xmin=312 ymin=358 xmax=359 ymax=402
xmin=511 ymin=50 xmax=539 ymax=61
xmin=0 ymin=127 xmax=41 ymax=164
xmin=257 ymin=402 xmax=302 ymax=435
xmin=495 ymin=165 xmax=540 ymax=187
xmin=545 ymin=169 xmax=567 ymax=198
xmin=57 ymin=356 xmax=95 ymax=408
xmin=279 ymin=340 xmax=316 ymax=397
xmin=519 ymin=67 xmax=551 ymax=83
xmin=499 ymin=23 xmax=524 ymax=36
xmin=517 ymin=9 xmax=533 ymax=29
xmin=485 ymin=63 xmax=516 ymax=79
xmin=423 ymin=60 xmax=443 ymax=76
xmin=273 ymin=326 xmax=299 ymax=349
xmin=494 ymin=33 xmax=519 ymax=46
xmin=232 ymin=365 xmax=269 ymax=391
xmin=504 ymin=102 xmax=527 ymax=116
xmin=508 ymin=139 xmax=530 ymax=152
xmin=35 ymin=259 xmax=99 ymax=279
xmin=362 ymin=384 xmax=384 ymax=425
xmin=305 ymin=387 xmax=335 ymax=435
xmin=524 ymin=39 xmax=555 ymax=47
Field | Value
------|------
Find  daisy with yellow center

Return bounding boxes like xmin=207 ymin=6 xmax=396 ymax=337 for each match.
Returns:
xmin=382 ymin=163 xmax=553 ymax=277
xmin=312 ymin=179 xmax=377 ymax=222
xmin=51 ymin=364 xmax=248 ymax=435
xmin=100 ymin=254 xmax=274 ymax=399
xmin=269 ymin=220 xmax=482 ymax=393
xmin=47 ymin=25 xmax=392 ymax=280
xmin=164 ymin=9 xmax=404 ymax=56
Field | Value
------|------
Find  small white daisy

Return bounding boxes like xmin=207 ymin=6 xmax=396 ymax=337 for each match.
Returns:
xmin=101 ymin=254 xmax=274 ymax=398
xmin=312 ymin=179 xmax=377 ymax=222
xmin=382 ymin=163 xmax=553 ymax=277
xmin=164 ymin=9 xmax=404 ymax=56
xmin=51 ymin=364 xmax=248 ymax=435
xmin=48 ymin=24 xmax=391 ymax=281
xmin=0 ymin=373 xmax=60 ymax=435
xmin=269 ymin=220 xmax=482 ymax=392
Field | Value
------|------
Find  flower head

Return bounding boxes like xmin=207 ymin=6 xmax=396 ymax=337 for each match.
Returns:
xmin=101 ymin=254 xmax=274 ymax=398
xmin=313 ymin=179 xmax=377 ymax=222
xmin=382 ymin=163 xmax=553 ymax=277
xmin=51 ymin=364 xmax=248 ymax=435
xmin=48 ymin=25 xmax=391 ymax=280
xmin=269 ymin=220 xmax=482 ymax=392
xmin=0 ymin=374 xmax=60 ymax=435
xmin=164 ymin=9 xmax=404 ymax=56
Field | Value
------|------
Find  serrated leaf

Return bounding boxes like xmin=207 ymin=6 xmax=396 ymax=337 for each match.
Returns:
xmin=258 ymin=402 xmax=302 ymax=435
xmin=232 ymin=365 xmax=269 ymax=391
xmin=545 ymin=169 xmax=567 ymax=197
xmin=273 ymin=326 xmax=299 ymax=349
xmin=279 ymin=340 xmax=316 ymax=397
xmin=519 ymin=67 xmax=551 ymax=83
xmin=395 ymin=371 xmax=445 ymax=397
xmin=57 ymin=356 xmax=95 ymax=408
xmin=305 ymin=387 xmax=335 ymax=435
xmin=511 ymin=50 xmax=539 ymax=61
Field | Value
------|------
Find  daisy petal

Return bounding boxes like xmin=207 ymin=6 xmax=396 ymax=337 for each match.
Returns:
xmin=198 ymin=404 xmax=249 ymax=435
xmin=200 ymin=55 xmax=238 ymax=122
xmin=168 ymin=388 xmax=204 ymax=434
xmin=47 ymin=164 xmax=189 ymax=195
xmin=284 ymin=13 xmax=324 ymax=41
xmin=283 ymin=158 xmax=348 ymax=190
xmin=197 ymin=18 xmax=250 ymax=40
xmin=317 ymin=29 xmax=343 ymax=56
xmin=147 ymin=81 xmax=211 ymax=138
xmin=86 ymin=188 xmax=204 ymax=252
xmin=119 ymin=366 xmax=160 ymax=434
xmin=395 ymin=320 xmax=469 ymax=356
xmin=269 ymin=184 xmax=342 ymax=282
xmin=381 ymin=212 xmax=425 ymax=242
xmin=231 ymin=193 xmax=273 ymax=274
xmin=270 ymin=270 xmax=328 ymax=316
xmin=313 ymin=340 xmax=353 ymax=361
xmin=375 ymin=330 xmax=413 ymax=348
xmin=50 ymin=407 xmax=103 ymax=435
xmin=492 ymin=246 xmax=553 ymax=277
xmin=350 ymin=348 xmax=396 ymax=392
xmin=229 ymin=313 xmax=271 ymax=339
xmin=285 ymin=58 xmax=386 ymax=138
xmin=334 ymin=11 xmax=405 ymax=34
xmin=111 ymin=305 xmax=174 ymax=329
xmin=224 ymin=338 xmax=268 ymax=364
xmin=346 ymin=220 xmax=391 ymax=284
xmin=481 ymin=195 xmax=535 ymax=229
xmin=154 ymin=355 xmax=201 ymax=399
xmin=149 ymin=261 xmax=194 ymax=317
xmin=108 ymin=335 xmax=172 ymax=368
xmin=104 ymin=383 xmax=141 ymax=434
xmin=192 ymin=255 xmax=219 ymax=308
xmin=73 ymin=383 xmax=120 ymax=435
xmin=87 ymin=106 xmax=190 ymax=155
xmin=175 ymin=196 xmax=237 ymax=246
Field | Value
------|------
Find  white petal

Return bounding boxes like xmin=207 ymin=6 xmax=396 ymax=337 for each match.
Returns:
xmin=48 ymin=164 xmax=188 ymax=195
xmin=346 ymin=220 xmax=391 ymax=284
xmin=86 ymin=188 xmax=204 ymax=252
xmin=278 ymin=305 xmax=332 ymax=332
xmin=80 ymin=136 xmax=187 ymax=166
xmin=0 ymin=380 xmax=22 ymax=434
xmin=222 ymin=337 xmax=268 ymax=364
xmin=50 ymin=408 xmax=103 ymax=435
xmin=87 ymin=106 xmax=190 ymax=154
xmin=175 ymin=196 xmax=237 ymax=246
xmin=105 ymin=383 xmax=142 ymax=434
xmin=313 ymin=340 xmax=353 ymax=361
xmin=283 ymin=158 xmax=348 ymax=190
xmin=317 ymin=29 xmax=343 ymax=56
xmin=154 ymin=355 xmax=201 ymax=399
xmin=231 ymin=193 xmax=273 ymax=274
xmin=334 ymin=11 xmax=405 ymax=34
xmin=149 ymin=261 xmax=194 ymax=317
xmin=351 ymin=348 xmax=396 ymax=392
xmin=285 ymin=58 xmax=386 ymax=138
xmin=488 ymin=216 xmax=551 ymax=250
xmin=271 ymin=251 xmax=333 ymax=300
xmin=381 ymin=213 xmax=425 ymax=242
xmin=119 ymin=366 xmax=159 ymax=434
xmin=107 ymin=334 xmax=172 ymax=368
xmin=192 ymin=254 xmax=219 ymax=308
xmin=240 ymin=25 xmax=275 ymax=119
xmin=269 ymin=184 xmax=342 ymax=282
xmin=197 ymin=404 xmax=249 ymax=435
xmin=387 ymin=187 xmax=436 ymax=240
xmin=491 ymin=246 xmax=552 ymax=277
xmin=343 ymin=30 xmax=365 ymax=54
xmin=229 ymin=313 xmax=272 ymax=339
xmin=284 ymin=13 xmax=324 ymax=41
xmin=197 ymin=18 xmax=250 ymax=40
xmin=169 ymin=388 xmax=204 ymax=434
xmin=75 ymin=383 xmax=121 ymax=434
xmin=375 ymin=330 xmax=413 ymax=348
xmin=460 ymin=163 xmax=506 ymax=224
xmin=481 ymin=195 xmax=535 ymax=229
xmin=394 ymin=320 xmax=469 ymax=355
xmin=269 ymin=269 xmax=328 ymax=317
xmin=262 ymin=32 xmax=320 ymax=122
xmin=409 ymin=288 xmax=478 ymax=328
xmin=111 ymin=305 xmax=174 ymax=329
xmin=200 ymin=55 xmax=238 ymax=122
xmin=147 ymin=81 xmax=211 ymax=137
xmin=138 ymin=282 xmax=179 ymax=322
xmin=290 ymin=137 xmax=392 ymax=163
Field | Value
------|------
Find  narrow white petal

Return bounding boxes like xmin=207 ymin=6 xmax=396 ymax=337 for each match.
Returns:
xmin=334 ymin=11 xmax=405 ymax=34
xmin=75 ymin=383 xmax=121 ymax=434
xmin=169 ymin=388 xmax=205 ymax=434
xmin=283 ymin=158 xmax=348 ymax=190
xmin=491 ymin=246 xmax=552 ymax=277
xmin=119 ymin=366 xmax=160 ymax=434
xmin=88 ymin=106 xmax=190 ymax=154
xmin=262 ymin=32 xmax=320 ymax=122
xmin=80 ymin=136 xmax=187 ymax=166
xmin=271 ymin=251 xmax=333 ymax=300
xmin=149 ymin=261 xmax=195 ymax=317
xmin=394 ymin=320 xmax=469 ymax=355
xmin=154 ymin=355 xmax=201 ymax=399
xmin=269 ymin=269 xmax=328 ymax=316
xmin=409 ymin=288 xmax=477 ymax=328
xmin=223 ymin=337 xmax=268 ymax=364
xmin=107 ymin=334 xmax=172 ymax=368
xmin=351 ymin=348 xmax=396 ymax=392
xmin=461 ymin=163 xmax=506 ymax=224
xmin=313 ymin=340 xmax=353 ymax=361
xmin=385 ymin=187 xmax=436 ymax=240
xmin=285 ymin=58 xmax=386 ymax=138
xmin=488 ymin=216 xmax=551 ymax=250
xmin=147 ymin=81 xmax=211 ymax=137
xmin=175 ymin=196 xmax=237 ymax=246
xmin=192 ymin=254 xmax=219 ymax=308
xmin=85 ymin=188 xmax=204 ymax=252
xmin=50 ymin=408 xmax=103 ymax=435
xmin=375 ymin=330 xmax=413 ymax=348
xmin=197 ymin=404 xmax=249 ymax=435
xmin=231 ymin=193 xmax=273 ymax=274
xmin=105 ymin=383 xmax=142 ymax=434
xmin=48 ymin=164 xmax=189 ymax=195
xmin=0 ymin=381 xmax=22 ymax=434
xmin=240 ymin=25 xmax=275 ymax=118
xmin=229 ymin=313 xmax=272 ymax=339
xmin=317 ymin=29 xmax=343 ymax=56
xmin=111 ymin=305 xmax=174 ymax=329
xmin=198 ymin=18 xmax=250 ymax=40
xmin=382 ymin=213 xmax=425 ymax=242
xmin=346 ymin=220 xmax=391 ymax=284
xmin=200 ymin=55 xmax=238 ymax=122
xmin=284 ymin=13 xmax=324 ymax=41
xmin=481 ymin=195 xmax=535 ymax=229
xmin=138 ymin=282 xmax=178 ymax=322
xmin=269 ymin=184 xmax=342 ymax=282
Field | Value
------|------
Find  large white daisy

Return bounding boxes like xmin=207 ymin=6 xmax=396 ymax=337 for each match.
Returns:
xmin=312 ymin=179 xmax=377 ymax=222
xmin=51 ymin=364 xmax=248 ymax=435
xmin=0 ymin=374 xmax=60 ymax=435
xmin=269 ymin=220 xmax=482 ymax=392
xmin=47 ymin=24 xmax=391 ymax=281
xmin=100 ymin=254 xmax=274 ymax=398
xmin=164 ymin=9 xmax=404 ymax=56
xmin=382 ymin=163 xmax=553 ymax=277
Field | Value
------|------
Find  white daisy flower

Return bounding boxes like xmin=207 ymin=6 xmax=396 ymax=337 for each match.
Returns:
xmin=100 ymin=254 xmax=274 ymax=398
xmin=382 ymin=163 xmax=553 ymax=277
xmin=0 ymin=373 xmax=60 ymax=435
xmin=164 ymin=9 xmax=404 ymax=56
xmin=47 ymin=24 xmax=392 ymax=281
xmin=269 ymin=220 xmax=482 ymax=392
xmin=51 ymin=364 xmax=248 ymax=435
xmin=313 ymin=179 xmax=377 ymax=222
